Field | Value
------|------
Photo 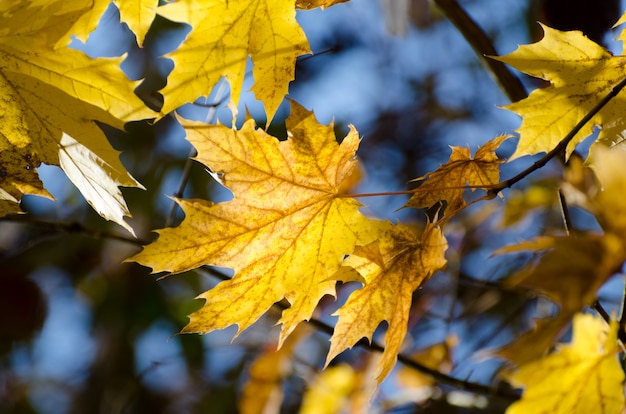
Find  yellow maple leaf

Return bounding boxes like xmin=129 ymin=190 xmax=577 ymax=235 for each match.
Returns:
xmin=505 ymin=313 xmax=625 ymax=414
xmin=157 ymin=0 xmax=311 ymax=123
xmin=495 ymin=234 xmax=625 ymax=365
xmin=131 ymin=101 xmax=380 ymax=345
xmin=405 ymin=135 xmax=509 ymax=212
xmin=63 ymin=0 xmax=158 ymax=47
xmin=493 ymin=24 xmax=626 ymax=160
xmin=327 ymin=222 xmax=448 ymax=382
xmin=0 ymin=1 xmax=153 ymax=231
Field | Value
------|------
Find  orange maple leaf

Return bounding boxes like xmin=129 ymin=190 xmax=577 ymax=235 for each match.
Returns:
xmin=405 ymin=135 xmax=509 ymax=212
xmin=130 ymin=101 xmax=379 ymax=345
xmin=327 ymin=222 xmax=448 ymax=381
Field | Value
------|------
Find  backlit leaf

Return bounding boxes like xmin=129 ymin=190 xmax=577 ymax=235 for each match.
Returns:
xmin=0 ymin=0 xmax=153 ymax=230
xmin=131 ymin=101 xmax=380 ymax=345
xmin=158 ymin=0 xmax=311 ymax=123
xmin=494 ymin=24 xmax=626 ymax=159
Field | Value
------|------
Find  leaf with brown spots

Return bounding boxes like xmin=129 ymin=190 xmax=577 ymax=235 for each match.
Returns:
xmin=405 ymin=135 xmax=509 ymax=213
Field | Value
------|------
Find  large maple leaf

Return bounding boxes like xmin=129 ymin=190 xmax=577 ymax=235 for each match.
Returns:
xmin=157 ymin=0 xmax=311 ymax=123
xmin=328 ymin=222 xmax=448 ymax=381
xmin=505 ymin=313 xmax=624 ymax=414
xmin=494 ymin=22 xmax=626 ymax=160
xmin=0 ymin=0 xmax=154 ymax=232
xmin=131 ymin=101 xmax=380 ymax=344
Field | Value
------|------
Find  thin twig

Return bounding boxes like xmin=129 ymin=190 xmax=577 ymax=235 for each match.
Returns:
xmin=557 ymin=189 xmax=573 ymax=236
xmin=165 ymin=80 xmax=228 ymax=227
xmin=432 ymin=0 xmax=527 ymax=102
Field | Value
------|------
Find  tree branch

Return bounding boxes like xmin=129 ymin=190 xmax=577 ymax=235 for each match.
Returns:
xmin=199 ymin=265 xmax=520 ymax=401
xmin=488 ymin=76 xmax=626 ymax=197
xmin=0 ymin=216 xmax=152 ymax=245
xmin=432 ymin=0 xmax=527 ymax=102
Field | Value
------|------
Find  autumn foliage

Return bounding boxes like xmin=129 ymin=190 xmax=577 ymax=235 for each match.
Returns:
xmin=5 ymin=0 xmax=626 ymax=412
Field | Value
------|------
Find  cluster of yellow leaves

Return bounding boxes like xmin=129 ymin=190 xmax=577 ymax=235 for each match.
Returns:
xmin=0 ymin=0 xmax=342 ymax=230
xmin=0 ymin=0 xmax=154 ymax=232
xmin=12 ymin=0 xmax=626 ymax=410
xmin=492 ymin=17 xmax=626 ymax=410
xmin=131 ymin=101 xmax=450 ymax=384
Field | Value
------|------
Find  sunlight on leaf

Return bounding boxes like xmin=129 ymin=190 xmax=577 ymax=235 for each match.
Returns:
xmin=0 ymin=0 xmax=152 ymax=226
xmin=59 ymin=134 xmax=142 ymax=235
xmin=158 ymin=0 xmax=310 ymax=123
xmin=131 ymin=101 xmax=380 ymax=346
xmin=494 ymin=24 xmax=626 ymax=160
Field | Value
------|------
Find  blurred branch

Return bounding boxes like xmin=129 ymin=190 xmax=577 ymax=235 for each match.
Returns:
xmin=433 ymin=0 xmax=528 ymax=102
xmin=199 ymin=265 xmax=520 ymax=401
xmin=0 ymin=216 xmax=151 ymax=246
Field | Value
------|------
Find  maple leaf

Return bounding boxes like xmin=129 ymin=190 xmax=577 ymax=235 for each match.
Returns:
xmin=157 ymin=0 xmax=311 ymax=123
xmin=0 ymin=1 xmax=153 ymax=231
xmin=131 ymin=101 xmax=380 ymax=345
xmin=505 ymin=313 xmax=624 ymax=414
xmin=64 ymin=0 xmax=158 ymax=47
xmin=495 ymin=234 xmax=625 ymax=364
xmin=405 ymin=135 xmax=509 ymax=212
xmin=327 ymin=222 xmax=448 ymax=381
xmin=493 ymin=24 xmax=626 ymax=160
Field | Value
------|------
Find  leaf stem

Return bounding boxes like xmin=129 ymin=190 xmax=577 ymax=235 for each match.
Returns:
xmin=488 ymin=76 xmax=626 ymax=197
xmin=343 ymin=184 xmax=497 ymax=199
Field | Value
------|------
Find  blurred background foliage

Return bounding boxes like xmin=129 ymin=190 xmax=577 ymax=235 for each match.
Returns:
xmin=0 ymin=0 xmax=624 ymax=413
